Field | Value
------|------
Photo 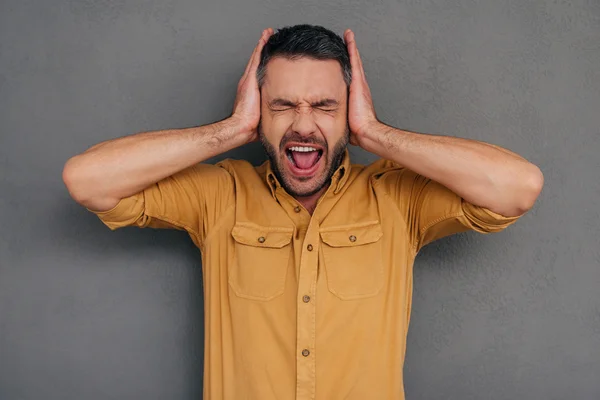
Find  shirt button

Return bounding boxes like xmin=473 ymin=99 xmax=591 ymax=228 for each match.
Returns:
xmin=258 ymin=236 xmax=265 ymax=243
xmin=349 ymin=235 xmax=357 ymax=242
xmin=294 ymin=206 xmax=301 ymax=213
xmin=307 ymin=244 xmax=313 ymax=251
xmin=302 ymin=349 xmax=310 ymax=357
xmin=302 ymin=295 xmax=310 ymax=303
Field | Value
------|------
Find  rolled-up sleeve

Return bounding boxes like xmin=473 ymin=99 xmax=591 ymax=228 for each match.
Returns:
xmin=87 ymin=191 xmax=147 ymax=230
xmin=87 ymin=162 xmax=235 ymax=246
xmin=376 ymin=162 xmax=522 ymax=253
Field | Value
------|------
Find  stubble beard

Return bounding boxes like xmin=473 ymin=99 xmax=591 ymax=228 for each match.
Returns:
xmin=259 ymin=122 xmax=349 ymax=198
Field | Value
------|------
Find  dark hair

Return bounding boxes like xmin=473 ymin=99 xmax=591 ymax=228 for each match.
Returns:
xmin=257 ymin=24 xmax=352 ymax=87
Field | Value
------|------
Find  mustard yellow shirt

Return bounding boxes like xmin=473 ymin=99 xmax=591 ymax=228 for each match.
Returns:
xmin=89 ymin=150 xmax=520 ymax=399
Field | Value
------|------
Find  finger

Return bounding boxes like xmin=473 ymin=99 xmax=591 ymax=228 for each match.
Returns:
xmin=356 ymin=45 xmax=367 ymax=82
xmin=247 ymin=28 xmax=272 ymax=80
xmin=344 ymin=29 xmax=362 ymax=81
xmin=242 ymin=28 xmax=271 ymax=82
xmin=347 ymin=30 xmax=368 ymax=83
xmin=351 ymin=31 xmax=366 ymax=81
xmin=242 ymin=30 xmax=267 ymax=81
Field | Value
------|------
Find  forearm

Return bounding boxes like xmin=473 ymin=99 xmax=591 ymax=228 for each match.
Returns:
xmin=360 ymin=123 xmax=544 ymax=217
xmin=63 ymin=117 xmax=246 ymax=211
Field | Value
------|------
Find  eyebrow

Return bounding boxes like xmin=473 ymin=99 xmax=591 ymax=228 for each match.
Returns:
xmin=269 ymin=98 xmax=340 ymax=108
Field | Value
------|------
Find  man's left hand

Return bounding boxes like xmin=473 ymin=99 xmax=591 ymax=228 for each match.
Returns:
xmin=344 ymin=29 xmax=380 ymax=146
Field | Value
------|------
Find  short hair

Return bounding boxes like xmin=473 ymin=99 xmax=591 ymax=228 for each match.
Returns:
xmin=257 ymin=24 xmax=352 ymax=88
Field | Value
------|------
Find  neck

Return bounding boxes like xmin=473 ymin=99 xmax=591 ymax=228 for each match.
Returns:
xmin=295 ymin=184 xmax=329 ymax=215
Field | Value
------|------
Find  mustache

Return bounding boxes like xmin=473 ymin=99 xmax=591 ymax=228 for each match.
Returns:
xmin=278 ymin=131 xmax=327 ymax=152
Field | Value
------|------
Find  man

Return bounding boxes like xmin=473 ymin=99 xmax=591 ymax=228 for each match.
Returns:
xmin=63 ymin=24 xmax=543 ymax=400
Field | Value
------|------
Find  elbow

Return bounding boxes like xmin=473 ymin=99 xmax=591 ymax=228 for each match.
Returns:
xmin=62 ymin=155 xmax=90 ymax=204
xmin=515 ymin=164 xmax=544 ymax=214
xmin=62 ymin=157 xmax=80 ymax=199
xmin=490 ymin=164 xmax=544 ymax=217
xmin=62 ymin=156 xmax=122 ymax=212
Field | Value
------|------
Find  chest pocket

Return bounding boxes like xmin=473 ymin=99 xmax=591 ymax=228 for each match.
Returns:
xmin=229 ymin=223 xmax=293 ymax=301
xmin=320 ymin=221 xmax=384 ymax=300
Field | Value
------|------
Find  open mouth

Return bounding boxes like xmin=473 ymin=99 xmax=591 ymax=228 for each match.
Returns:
xmin=285 ymin=145 xmax=324 ymax=176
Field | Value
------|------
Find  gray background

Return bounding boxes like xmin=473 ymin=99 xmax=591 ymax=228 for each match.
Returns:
xmin=1 ymin=0 xmax=599 ymax=398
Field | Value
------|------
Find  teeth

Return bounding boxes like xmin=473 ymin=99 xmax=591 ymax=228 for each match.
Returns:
xmin=289 ymin=146 xmax=317 ymax=152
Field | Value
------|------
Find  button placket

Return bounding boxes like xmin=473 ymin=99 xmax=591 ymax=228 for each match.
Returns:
xmin=296 ymin=224 xmax=319 ymax=399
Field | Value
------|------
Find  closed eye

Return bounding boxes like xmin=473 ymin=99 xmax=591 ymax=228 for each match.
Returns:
xmin=269 ymin=99 xmax=296 ymax=111
xmin=268 ymin=98 xmax=340 ymax=113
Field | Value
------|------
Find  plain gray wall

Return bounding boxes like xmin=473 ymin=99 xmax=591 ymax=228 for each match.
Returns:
xmin=1 ymin=0 xmax=599 ymax=399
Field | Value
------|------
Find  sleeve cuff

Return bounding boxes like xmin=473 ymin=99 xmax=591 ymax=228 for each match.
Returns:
xmin=461 ymin=200 xmax=522 ymax=233
xmin=87 ymin=192 xmax=145 ymax=230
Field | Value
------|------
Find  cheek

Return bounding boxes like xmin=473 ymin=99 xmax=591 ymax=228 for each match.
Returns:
xmin=263 ymin=109 xmax=347 ymax=145
xmin=314 ymin=113 xmax=347 ymax=143
xmin=261 ymin=113 xmax=291 ymax=145
xmin=270 ymin=113 xmax=295 ymax=131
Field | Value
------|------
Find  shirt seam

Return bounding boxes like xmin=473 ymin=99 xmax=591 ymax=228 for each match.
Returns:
xmin=200 ymin=202 xmax=236 ymax=251
xmin=373 ymin=176 xmax=465 ymax=255
xmin=318 ymin=220 xmax=380 ymax=232
xmin=145 ymin=210 xmax=202 ymax=247
xmin=372 ymin=178 xmax=419 ymax=256
xmin=138 ymin=185 xmax=202 ymax=243
xmin=415 ymin=211 xmax=464 ymax=252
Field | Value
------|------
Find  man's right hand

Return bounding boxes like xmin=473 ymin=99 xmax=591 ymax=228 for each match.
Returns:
xmin=230 ymin=28 xmax=274 ymax=143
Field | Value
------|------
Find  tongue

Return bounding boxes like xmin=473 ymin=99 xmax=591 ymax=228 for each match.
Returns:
xmin=291 ymin=151 xmax=319 ymax=169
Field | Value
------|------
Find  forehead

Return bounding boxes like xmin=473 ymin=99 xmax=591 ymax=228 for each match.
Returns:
xmin=262 ymin=57 xmax=346 ymax=101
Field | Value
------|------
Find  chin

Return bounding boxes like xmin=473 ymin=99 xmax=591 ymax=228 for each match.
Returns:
xmin=259 ymin=127 xmax=349 ymax=198
xmin=279 ymin=154 xmax=330 ymax=198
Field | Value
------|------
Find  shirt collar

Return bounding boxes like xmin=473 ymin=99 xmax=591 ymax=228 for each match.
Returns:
xmin=265 ymin=148 xmax=351 ymax=199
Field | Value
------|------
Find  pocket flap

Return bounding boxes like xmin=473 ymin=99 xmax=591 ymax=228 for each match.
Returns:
xmin=320 ymin=222 xmax=383 ymax=247
xmin=232 ymin=224 xmax=293 ymax=248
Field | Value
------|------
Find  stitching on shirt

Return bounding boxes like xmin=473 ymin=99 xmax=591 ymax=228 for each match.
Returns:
xmin=145 ymin=211 xmax=202 ymax=246
xmin=318 ymin=220 xmax=380 ymax=232
xmin=141 ymin=185 xmax=201 ymax=240
xmin=415 ymin=211 xmax=464 ymax=252
xmin=201 ymin=202 xmax=236 ymax=251
xmin=419 ymin=211 xmax=464 ymax=236
xmin=372 ymin=175 xmax=465 ymax=255
xmin=310 ymin=269 xmax=317 ymax=399
xmin=371 ymin=177 xmax=417 ymax=254
xmin=233 ymin=221 xmax=295 ymax=232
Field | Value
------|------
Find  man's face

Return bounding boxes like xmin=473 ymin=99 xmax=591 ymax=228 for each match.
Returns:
xmin=259 ymin=57 xmax=349 ymax=198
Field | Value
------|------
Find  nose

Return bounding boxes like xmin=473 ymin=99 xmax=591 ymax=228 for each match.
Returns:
xmin=291 ymin=106 xmax=318 ymax=137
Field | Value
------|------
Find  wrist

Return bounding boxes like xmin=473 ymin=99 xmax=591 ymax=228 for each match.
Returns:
xmin=212 ymin=117 xmax=255 ymax=148
xmin=355 ymin=121 xmax=389 ymax=152
xmin=192 ymin=118 xmax=250 ymax=158
xmin=228 ymin=114 xmax=258 ymax=143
